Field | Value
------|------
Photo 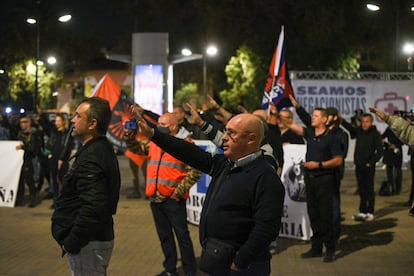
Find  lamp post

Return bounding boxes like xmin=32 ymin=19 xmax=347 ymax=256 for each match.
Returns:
xmin=179 ymin=45 xmax=218 ymax=97
xmin=47 ymin=56 xmax=59 ymax=109
xmin=203 ymin=45 xmax=218 ymax=97
xmin=26 ymin=14 xmax=71 ymax=110
xmin=403 ymin=42 xmax=414 ymax=71
xmin=366 ymin=2 xmax=414 ymax=71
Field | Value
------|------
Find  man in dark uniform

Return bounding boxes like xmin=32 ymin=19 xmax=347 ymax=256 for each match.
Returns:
xmin=281 ymin=106 xmax=343 ymax=263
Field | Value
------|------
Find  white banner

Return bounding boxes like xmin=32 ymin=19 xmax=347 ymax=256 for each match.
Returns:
xmin=187 ymin=142 xmax=312 ymax=241
xmin=0 ymin=141 xmax=24 ymax=207
xmin=186 ymin=140 xmax=219 ymax=225
xmin=292 ymin=79 xmax=414 ymax=130
xmin=279 ymin=144 xmax=312 ymax=240
xmin=292 ymin=80 xmax=414 ymax=162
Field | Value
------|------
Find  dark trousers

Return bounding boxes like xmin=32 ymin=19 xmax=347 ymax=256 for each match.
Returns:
xmin=17 ymin=162 xmax=36 ymax=204
xmin=355 ymin=165 xmax=375 ymax=214
xmin=332 ymin=174 xmax=341 ymax=242
xmin=386 ymin=165 xmax=402 ymax=194
xmin=409 ymin=156 xmax=414 ymax=204
xmin=304 ymin=173 xmax=336 ymax=253
xmin=150 ymin=198 xmax=197 ymax=274
xmin=49 ymin=159 xmax=69 ymax=200
xmin=36 ymin=155 xmax=50 ymax=192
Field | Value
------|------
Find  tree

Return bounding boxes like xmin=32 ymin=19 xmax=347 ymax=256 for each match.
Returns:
xmin=174 ymin=83 xmax=203 ymax=107
xmin=7 ymin=59 xmax=60 ymax=110
xmin=219 ymin=46 xmax=265 ymax=112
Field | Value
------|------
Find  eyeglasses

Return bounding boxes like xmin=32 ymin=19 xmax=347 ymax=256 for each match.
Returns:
xmin=223 ymin=128 xmax=251 ymax=139
xmin=20 ymin=120 xmax=30 ymax=124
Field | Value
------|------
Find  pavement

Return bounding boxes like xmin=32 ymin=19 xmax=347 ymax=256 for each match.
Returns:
xmin=1 ymin=155 xmax=414 ymax=276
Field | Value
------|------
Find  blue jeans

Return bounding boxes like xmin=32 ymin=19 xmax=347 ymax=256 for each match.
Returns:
xmin=150 ymin=198 xmax=197 ymax=274
xmin=67 ymin=240 xmax=114 ymax=276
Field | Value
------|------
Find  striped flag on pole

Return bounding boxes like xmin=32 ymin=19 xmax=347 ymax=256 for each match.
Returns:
xmin=262 ymin=26 xmax=295 ymax=110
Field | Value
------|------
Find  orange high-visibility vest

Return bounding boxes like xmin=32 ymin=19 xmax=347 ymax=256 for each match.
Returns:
xmin=145 ymin=141 xmax=188 ymax=198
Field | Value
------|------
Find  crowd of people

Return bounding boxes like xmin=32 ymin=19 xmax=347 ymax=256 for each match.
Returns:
xmin=0 ymin=105 xmax=76 ymax=208
xmin=1 ymin=95 xmax=414 ymax=275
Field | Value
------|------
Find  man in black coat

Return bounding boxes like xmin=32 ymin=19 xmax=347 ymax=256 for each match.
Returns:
xmin=51 ymin=97 xmax=121 ymax=275
xmin=342 ymin=113 xmax=383 ymax=222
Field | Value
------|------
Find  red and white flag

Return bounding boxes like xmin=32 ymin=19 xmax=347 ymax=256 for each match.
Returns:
xmin=262 ymin=26 xmax=295 ymax=110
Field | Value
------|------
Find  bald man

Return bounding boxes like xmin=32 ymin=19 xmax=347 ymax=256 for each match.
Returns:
xmin=125 ymin=112 xmax=201 ymax=276
xmin=136 ymin=112 xmax=285 ymax=276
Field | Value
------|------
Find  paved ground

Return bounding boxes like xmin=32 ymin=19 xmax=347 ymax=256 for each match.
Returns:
xmin=1 ymin=155 xmax=413 ymax=276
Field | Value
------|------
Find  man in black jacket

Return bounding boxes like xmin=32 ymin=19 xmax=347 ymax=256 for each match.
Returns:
xmin=51 ymin=97 xmax=121 ymax=275
xmin=342 ymin=113 xmax=383 ymax=222
xmin=136 ymin=110 xmax=285 ymax=276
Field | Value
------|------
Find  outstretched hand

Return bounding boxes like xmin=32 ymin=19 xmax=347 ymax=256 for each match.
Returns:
xmin=207 ymin=95 xmax=220 ymax=109
xmin=289 ymin=95 xmax=299 ymax=109
xmin=369 ymin=106 xmax=389 ymax=121
xmin=131 ymin=105 xmax=155 ymax=138
xmin=186 ymin=103 xmax=204 ymax=126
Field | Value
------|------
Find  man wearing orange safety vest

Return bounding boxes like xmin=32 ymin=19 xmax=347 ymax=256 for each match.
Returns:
xmin=125 ymin=112 xmax=201 ymax=276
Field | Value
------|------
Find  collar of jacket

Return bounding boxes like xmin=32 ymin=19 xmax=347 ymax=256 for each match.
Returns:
xmin=232 ymin=150 xmax=262 ymax=169
xmin=70 ymin=135 xmax=107 ymax=161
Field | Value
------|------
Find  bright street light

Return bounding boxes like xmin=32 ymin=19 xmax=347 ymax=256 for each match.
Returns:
xmin=26 ymin=18 xmax=37 ymax=24
xmin=47 ymin=56 xmax=57 ymax=65
xmin=403 ymin=43 xmax=414 ymax=55
xmin=58 ymin=14 xmax=72 ymax=22
xmin=366 ymin=3 xmax=380 ymax=11
xmin=206 ymin=45 xmax=218 ymax=56
xmin=181 ymin=48 xmax=192 ymax=56
xmin=26 ymin=13 xmax=71 ymax=110
xmin=174 ymin=45 xmax=218 ymax=97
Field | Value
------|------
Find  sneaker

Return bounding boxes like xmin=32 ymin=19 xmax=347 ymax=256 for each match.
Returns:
xmin=352 ymin=213 xmax=367 ymax=221
xmin=301 ymin=249 xmax=323 ymax=258
xmin=365 ymin=213 xmax=375 ymax=221
xmin=269 ymin=240 xmax=277 ymax=255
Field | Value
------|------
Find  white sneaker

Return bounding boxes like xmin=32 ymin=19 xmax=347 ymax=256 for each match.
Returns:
xmin=352 ymin=213 xmax=367 ymax=221
xmin=365 ymin=213 xmax=375 ymax=221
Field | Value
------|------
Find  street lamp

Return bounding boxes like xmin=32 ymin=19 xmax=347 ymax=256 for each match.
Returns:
xmin=26 ymin=13 xmax=71 ymax=110
xmin=403 ymin=42 xmax=414 ymax=71
xmin=203 ymin=45 xmax=218 ymax=97
xmin=47 ymin=56 xmax=58 ymax=108
xmin=179 ymin=45 xmax=218 ymax=97
xmin=366 ymin=2 xmax=414 ymax=71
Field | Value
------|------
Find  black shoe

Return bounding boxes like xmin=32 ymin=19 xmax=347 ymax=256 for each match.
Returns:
xmin=323 ymin=252 xmax=336 ymax=263
xmin=301 ymin=249 xmax=323 ymax=258
xmin=28 ymin=195 xmax=37 ymax=208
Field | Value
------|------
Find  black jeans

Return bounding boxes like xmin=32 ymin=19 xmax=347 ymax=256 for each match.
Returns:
xmin=150 ymin=198 xmax=197 ymax=274
xmin=305 ymin=173 xmax=336 ymax=253
xmin=355 ymin=165 xmax=375 ymax=214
